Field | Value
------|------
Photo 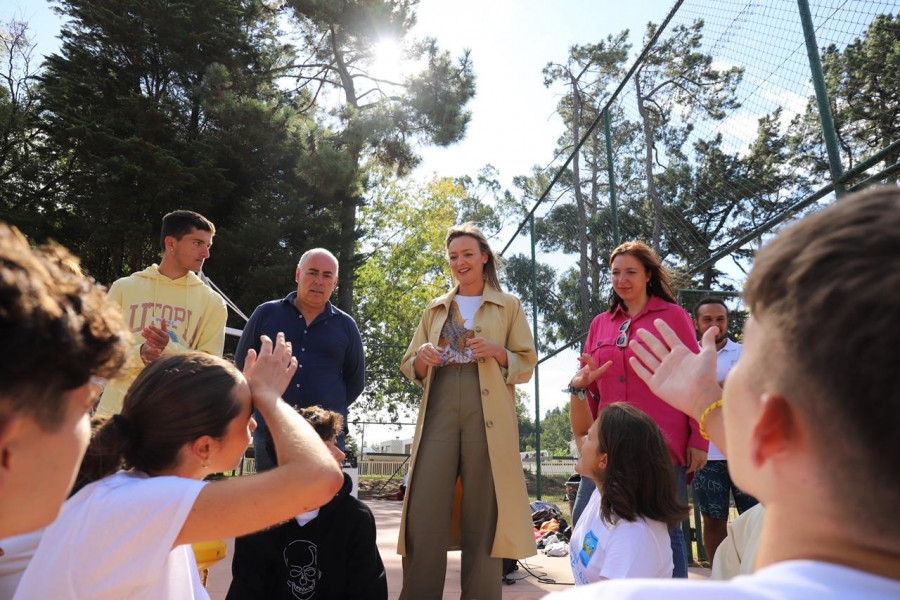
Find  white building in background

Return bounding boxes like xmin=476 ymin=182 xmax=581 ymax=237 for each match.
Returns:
xmin=377 ymin=438 xmax=414 ymax=454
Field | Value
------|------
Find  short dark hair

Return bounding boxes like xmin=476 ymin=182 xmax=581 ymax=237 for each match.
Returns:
xmin=608 ymin=241 xmax=677 ymax=312
xmin=0 ymin=224 xmax=127 ymax=430
xmin=76 ymin=353 xmax=244 ymax=485
xmin=692 ymin=296 xmax=728 ymax=318
xmin=159 ymin=210 xmax=215 ymax=251
xmin=265 ymin=405 xmax=343 ymax=466
xmin=744 ymin=185 xmax=900 ymax=533
xmin=596 ymin=403 xmax=689 ymax=529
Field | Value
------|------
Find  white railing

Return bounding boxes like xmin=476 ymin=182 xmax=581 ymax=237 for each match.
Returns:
xmin=521 ymin=459 xmax=577 ymax=476
xmin=359 ymin=460 xmax=410 ymax=477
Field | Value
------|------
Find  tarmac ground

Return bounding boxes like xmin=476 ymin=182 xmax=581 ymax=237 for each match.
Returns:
xmin=205 ymin=498 xmax=709 ymax=599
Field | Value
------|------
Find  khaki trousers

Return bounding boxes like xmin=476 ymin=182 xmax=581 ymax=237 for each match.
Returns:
xmin=400 ymin=364 xmax=501 ymax=600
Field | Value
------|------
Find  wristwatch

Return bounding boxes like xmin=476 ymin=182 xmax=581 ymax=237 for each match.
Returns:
xmin=563 ymin=385 xmax=587 ymax=401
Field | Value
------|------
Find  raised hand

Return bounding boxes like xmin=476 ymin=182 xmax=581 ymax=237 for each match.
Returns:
xmin=570 ymin=353 xmax=612 ymax=390
xmin=628 ymin=319 xmax=721 ymax=421
xmin=242 ymin=332 xmax=298 ymax=410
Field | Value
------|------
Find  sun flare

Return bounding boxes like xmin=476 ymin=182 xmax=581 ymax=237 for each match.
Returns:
xmin=371 ymin=38 xmax=406 ymax=83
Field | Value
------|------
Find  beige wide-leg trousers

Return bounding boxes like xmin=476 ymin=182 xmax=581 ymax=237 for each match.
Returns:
xmin=400 ymin=363 xmax=502 ymax=600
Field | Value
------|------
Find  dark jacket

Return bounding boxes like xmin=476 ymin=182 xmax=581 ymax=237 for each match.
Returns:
xmin=236 ymin=293 xmax=365 ymax=470
xmin=226 ymin=474 xmax=387 ymax=600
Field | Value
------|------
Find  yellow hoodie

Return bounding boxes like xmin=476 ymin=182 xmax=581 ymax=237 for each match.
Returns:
xmin=96 ymin=264 xmax=227 ymax=416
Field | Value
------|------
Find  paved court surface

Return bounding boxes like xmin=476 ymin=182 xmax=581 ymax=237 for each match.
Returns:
xmin=206 ymin=499 xmax=709 ymax=599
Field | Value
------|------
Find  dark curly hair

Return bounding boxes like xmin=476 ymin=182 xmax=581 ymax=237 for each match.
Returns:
xmin=265 ymin=405 xmax=343 ymax=466
xmin=0 ymin=224 xmax=127 ymax=430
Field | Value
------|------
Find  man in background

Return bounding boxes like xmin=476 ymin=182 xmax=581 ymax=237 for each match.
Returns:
xmin=543 ymin=187 xmax=900 ymax=599
xmin=96 ymin=210 xmax=226 ymax=416
xmin=236 ymin=249 xmax=365 ymax=471
xmin=692 ymin=297 xmax=758 ymax=566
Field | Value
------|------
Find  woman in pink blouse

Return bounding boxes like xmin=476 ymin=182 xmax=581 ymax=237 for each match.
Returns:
xmin=567 ymin=241 xmax=707 ymax=578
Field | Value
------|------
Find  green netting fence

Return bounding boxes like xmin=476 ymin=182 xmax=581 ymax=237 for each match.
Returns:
xmin=501 ymin=0 xmax=898 ymax=501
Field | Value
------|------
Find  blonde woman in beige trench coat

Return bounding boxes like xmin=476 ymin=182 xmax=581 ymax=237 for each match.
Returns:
xmin=397 ymin=223 xmax=538 ymax=600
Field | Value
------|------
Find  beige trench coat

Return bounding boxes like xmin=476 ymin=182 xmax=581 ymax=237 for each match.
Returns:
xmin=397 ymin=284 xmax=538 ymax=559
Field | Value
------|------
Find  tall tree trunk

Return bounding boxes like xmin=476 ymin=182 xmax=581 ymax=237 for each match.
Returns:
xmin=570 ymin=79 xmax=591 ymax=332
xmin=337 ymin=189 xmax=358 ymax=314
xmin=589 ymin=131 xmax=602 ymax=313
xmin=635 ymin=74 xmax=663 ymax=253
xmin=331 ymin=26 xmax=361 ymax=315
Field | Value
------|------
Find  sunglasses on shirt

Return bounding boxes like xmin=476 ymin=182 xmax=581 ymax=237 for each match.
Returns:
xmin=616 ymin=319 xmax=632 ymax=348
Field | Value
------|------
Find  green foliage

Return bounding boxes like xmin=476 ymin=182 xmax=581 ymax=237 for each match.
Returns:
xmin=354 ymin=174 xmax=460 ymax=418
xmin=539 ymin=404 xmax=574 ymax=457
xmin=635 ymin=19 xmax=744 ymax=252
xmin=790 ymin=13 xmax=900 ymax=184
xmin=11 ymin=0 xmax=346 ymax=307
xmin=281 ymin=0 xmax=476 ymax=312
xmin=516 ymin=388 xmax=536 ymax=452
xmin=0 ymin=19 xmax=44 ymax=226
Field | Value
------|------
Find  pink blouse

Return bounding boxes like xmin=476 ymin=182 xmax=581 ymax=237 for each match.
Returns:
xmin=583 ymin=296 xmax=708 ymax=466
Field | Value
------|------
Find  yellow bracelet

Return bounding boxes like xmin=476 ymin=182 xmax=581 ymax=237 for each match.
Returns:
xmin=699 ymin=399 xmax=724 ymax=441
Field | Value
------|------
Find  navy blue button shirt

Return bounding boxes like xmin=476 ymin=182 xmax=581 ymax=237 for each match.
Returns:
xmin=235 ymin=292 xmax=365 ymax=468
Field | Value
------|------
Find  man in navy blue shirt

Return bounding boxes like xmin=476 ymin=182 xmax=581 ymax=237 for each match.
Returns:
xmin=236 ymin=248 xmax=365 ymax=471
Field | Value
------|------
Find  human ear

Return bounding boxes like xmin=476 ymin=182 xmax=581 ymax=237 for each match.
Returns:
xmin=0 ymin=417 xmax=22 ymax=495
xmin=598 ymin=452 xmax=608 ymax=471
xmin=191 ymin=435 xmax=215 ymax=468
xmin=750 ymin=394 xmax=795 ymax=468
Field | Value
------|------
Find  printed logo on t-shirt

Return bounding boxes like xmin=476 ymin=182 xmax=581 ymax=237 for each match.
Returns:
xmin=578 ymin=530 xmax=599 ymax=567
xmin=438 ymin=302 xmax=476 ymax=364
xmin=283 ymin=539 xmax=321 ymax=599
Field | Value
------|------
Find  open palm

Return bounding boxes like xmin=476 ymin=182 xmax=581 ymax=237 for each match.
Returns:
xmin=628 ymin=319 xmax=722 ymax=421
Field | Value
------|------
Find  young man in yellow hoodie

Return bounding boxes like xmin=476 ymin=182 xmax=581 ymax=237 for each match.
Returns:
xmin=96 ymin=210 xmax=227 ymax=416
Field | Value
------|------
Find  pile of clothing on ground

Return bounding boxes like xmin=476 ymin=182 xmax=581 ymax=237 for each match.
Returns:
xmin=530 ymin=501 xmax=570 ymax=557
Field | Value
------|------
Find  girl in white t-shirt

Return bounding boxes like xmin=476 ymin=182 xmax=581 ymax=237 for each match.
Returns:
xmin=14 ymin=333 xmax=344 ymax=600
xmin=569 ymin=402 xmax=689 ymax=585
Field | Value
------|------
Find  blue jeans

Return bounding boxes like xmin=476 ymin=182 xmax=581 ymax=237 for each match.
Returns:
xmin=671 ymin=466 xmax=689 ymax=578
xmin=572 ymin=467 xmax=689 ymax=578
xmin=571 ymin=475 xmax=595 ymax=526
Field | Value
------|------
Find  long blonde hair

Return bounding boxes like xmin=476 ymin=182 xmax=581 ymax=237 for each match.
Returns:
xmin=446 ymin=223 xmax=503 ymax=291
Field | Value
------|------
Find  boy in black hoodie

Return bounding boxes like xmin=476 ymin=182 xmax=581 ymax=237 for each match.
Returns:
xmin=226 ymin=406 xmax=387 ymax=600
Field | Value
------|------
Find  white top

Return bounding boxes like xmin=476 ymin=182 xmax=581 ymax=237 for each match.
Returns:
xmin=708 ymin=338 xmax=743 ymax=460
xmin=712 ymin=503 xmax=766 ymax=580
xmin=543 ymin=560 xmax=900 ymax=600
xmin=14 ymin=471 xmax=208 ymax=600
xmin=296 ymin=508 xmax=321 ymax=527
xmin=568 ymin=488 xmax=672 ymax=584
xmin=453 ymin=294 xmax=482 ymax=329
xmin=0 ymin=530 xmax=41 ymax=599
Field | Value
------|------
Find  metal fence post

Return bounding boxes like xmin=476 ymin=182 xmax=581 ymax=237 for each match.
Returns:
xmin=530 ymin=213 xmax=542 ymax=500
xmin=604 ymin=108 xmax=620 ymax=246
xmin=797 ymin=0 xmax=846 ymax=196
